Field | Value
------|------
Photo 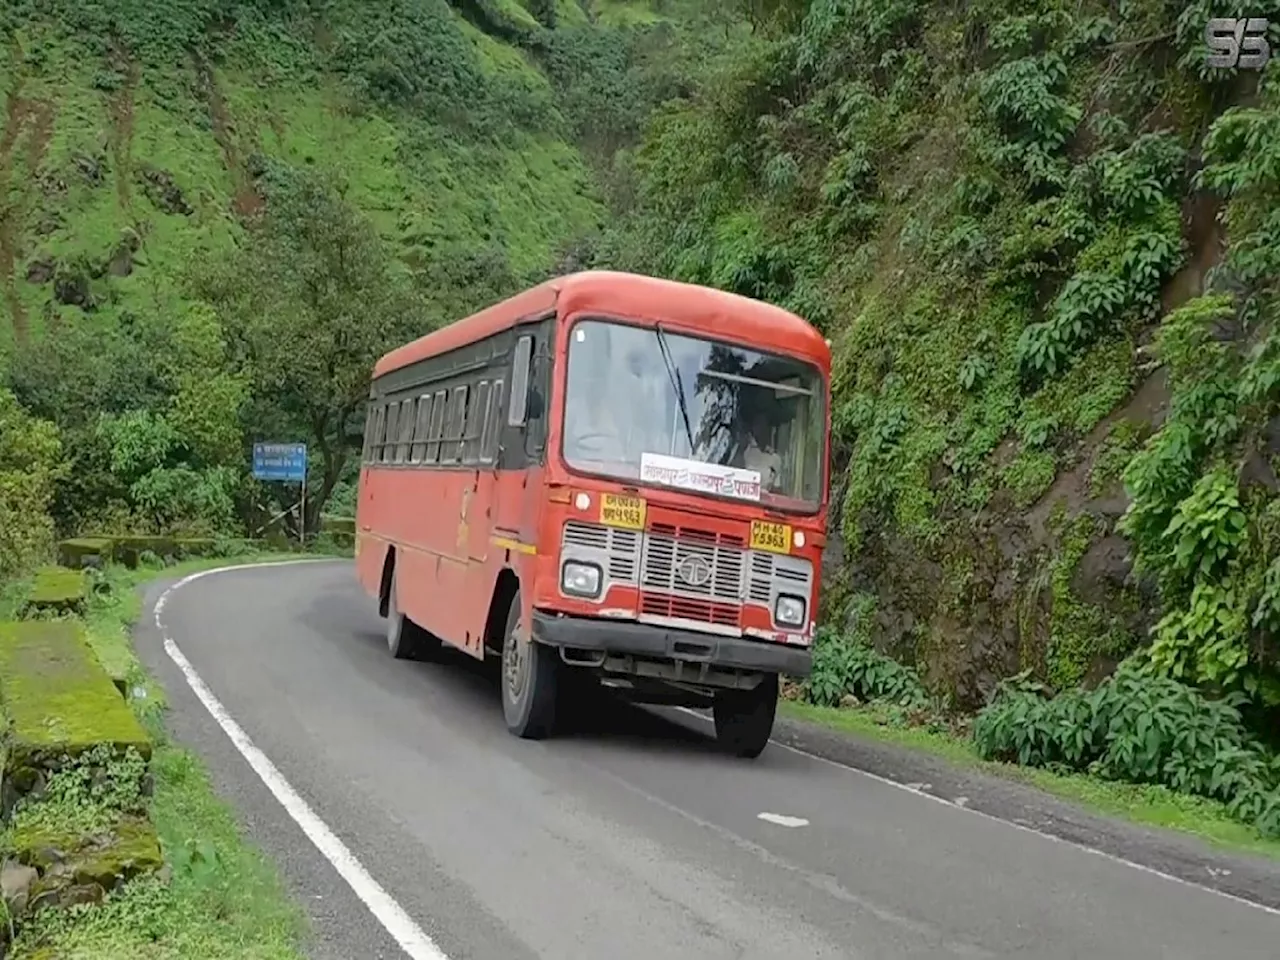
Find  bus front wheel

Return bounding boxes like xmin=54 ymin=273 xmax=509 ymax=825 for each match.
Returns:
xmin=712 ymin=674 xmax=778 ymax=759
xmin=501 ymin=592 xmax=559 ymax=739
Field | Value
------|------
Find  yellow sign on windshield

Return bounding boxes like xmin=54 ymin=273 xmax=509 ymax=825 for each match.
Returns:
xmin=750 ymin=520 xmax=792 ymax=554
xmin=600 ymin=493 xmax=646 ymax=530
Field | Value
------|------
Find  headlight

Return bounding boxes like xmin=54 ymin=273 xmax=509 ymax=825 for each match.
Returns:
xmin=561 ymin=561 xmax=602 ymax=599
xmin=774 ymin=594 xmax=806 ymax=627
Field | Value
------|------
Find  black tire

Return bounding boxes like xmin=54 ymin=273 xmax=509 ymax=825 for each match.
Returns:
xmin=500 ymin=590 xmax=559 ymax=739
xmin=713 ymin=674 xmax=779 ymax=759
xmin=385 ymin=567 xmax=440 ymax=661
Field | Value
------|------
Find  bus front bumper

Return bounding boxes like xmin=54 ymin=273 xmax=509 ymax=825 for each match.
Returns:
xmin=530 ymin=611 xmax=812 ymax=678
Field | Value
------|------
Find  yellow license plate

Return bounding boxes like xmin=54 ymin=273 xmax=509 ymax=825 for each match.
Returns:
xmin=599 ymin=493 xmax=647 ymax=530
xmin=750 ymin=520 xmax=792 ymax=554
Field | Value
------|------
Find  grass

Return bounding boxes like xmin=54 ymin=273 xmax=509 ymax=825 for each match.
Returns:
xmin=7 ymin=555 xmax=315 ymax=960
xmin=780 ymin=700 xmax=1280 ymax=862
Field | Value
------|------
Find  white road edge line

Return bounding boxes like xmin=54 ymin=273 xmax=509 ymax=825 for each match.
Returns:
xmin=672 ymin=707 xmax=1280 ymax=917
xmin=153 ymin=559 xmax=452 ymax=960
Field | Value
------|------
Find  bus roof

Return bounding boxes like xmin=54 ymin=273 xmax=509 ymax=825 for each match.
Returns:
xmin=372 ymin=270 xmax=830 ymax=379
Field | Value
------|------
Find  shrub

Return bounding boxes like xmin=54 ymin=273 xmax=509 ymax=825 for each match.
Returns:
xmin=804 ymin=624 xmax=931 ymax=710
xmin=973 ymin=660 xmax=1280 ymax=836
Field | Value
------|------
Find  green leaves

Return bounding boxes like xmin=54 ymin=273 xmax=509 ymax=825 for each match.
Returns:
xmin=803 ymin=620 xmax=932 ymax=712
xmin=979 ymin=53 xmax=1080 ymax=152
xmin=974 ymin=661 xmax=1280 ymax=837
xmin=1164 ymin=468 xmax=1247 ymax=580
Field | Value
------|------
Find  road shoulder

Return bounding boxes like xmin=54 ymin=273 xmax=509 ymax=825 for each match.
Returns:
xmin=763 ymin=707 xmax=1280 ymax=913
xmin=130 ymin=560 xmax=409 ymax=960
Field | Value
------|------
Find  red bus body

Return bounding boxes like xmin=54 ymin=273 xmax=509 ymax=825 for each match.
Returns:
xmin=355 ymin=271 xmax=831 ymax=755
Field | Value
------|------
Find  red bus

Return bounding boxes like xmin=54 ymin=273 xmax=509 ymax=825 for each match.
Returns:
xmin=355 ymin=270 xmax=831 ymax=757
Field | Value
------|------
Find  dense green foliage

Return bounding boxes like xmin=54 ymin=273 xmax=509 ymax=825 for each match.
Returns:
xmin=974 ymin=664 xmax=1280 ymax=837
xmin=805 ymin=597 xmax=931 ymax=711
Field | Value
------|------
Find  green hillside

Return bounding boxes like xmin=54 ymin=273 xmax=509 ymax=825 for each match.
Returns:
xmin=0 ymin=0 xmax=733 ymax=542
xmin=0 ymin=0 xmax=605 ymax=351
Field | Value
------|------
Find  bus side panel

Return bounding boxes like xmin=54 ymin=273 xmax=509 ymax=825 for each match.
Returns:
xmin=460 ymin=466 xmax=501 ymax=652
xmin=382 ymin=466 xmax=470 ymax=653
xmin=355 ymin=466 xmax=390 ymax=601
xmin=356 ymin=464 xmax=534 ymax=655
xmin=492 ymin=313 xmax=555 ymax=638
xmin=477 ymin=464 xmax=543 ymax=641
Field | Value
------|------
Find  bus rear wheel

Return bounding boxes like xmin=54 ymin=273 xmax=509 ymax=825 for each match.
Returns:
xmin=500 ymin=591 xmax=559 ymax=739
xmin=712 ymin=674 xmax=778 ymax=759
xmin=386 ymin=568 xmax=439 ymax=661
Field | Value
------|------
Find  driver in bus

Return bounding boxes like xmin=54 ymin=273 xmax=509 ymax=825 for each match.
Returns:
xmin=739 ymin=410 xmax=783 ymax=493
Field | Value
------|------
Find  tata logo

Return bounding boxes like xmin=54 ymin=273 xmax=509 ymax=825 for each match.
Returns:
xmin=1205 ymin=18 xmax=1271 ymax=70
xmin=676 ymin=555 xmax=712 ymax=588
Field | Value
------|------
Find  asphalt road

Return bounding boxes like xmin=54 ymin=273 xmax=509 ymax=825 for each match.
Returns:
xmin=135 ymin=560 xmax=1280 ymax=960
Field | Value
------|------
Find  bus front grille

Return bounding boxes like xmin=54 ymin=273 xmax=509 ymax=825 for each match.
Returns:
xmin=640 ymin=526 xmax=745 ymax=604
xmin=639 ymin=592 xmax=740 ymax=627
xmin=560 ymin=519 xmax=812 ymax=632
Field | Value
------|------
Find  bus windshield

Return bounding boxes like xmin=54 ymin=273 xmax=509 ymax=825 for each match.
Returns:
xmin=562 ymin=318 xmax=825 ymax=509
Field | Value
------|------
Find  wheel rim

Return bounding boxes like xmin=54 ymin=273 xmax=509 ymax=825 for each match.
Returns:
xmin=504 ymin=624 xmax=528 ymax=702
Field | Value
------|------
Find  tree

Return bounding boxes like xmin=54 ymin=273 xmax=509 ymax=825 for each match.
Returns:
xmin=197 ymin=164 xmax=427 ymax=532
xmin=0 ymin=389 xmax=63 ymax=578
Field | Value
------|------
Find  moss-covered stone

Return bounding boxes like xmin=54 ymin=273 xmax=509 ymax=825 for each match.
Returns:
xmin=20 ymin=818 xmax=160 ymax=916
xmin=17 ymin=816 xmax=162 ymax=890
xmin=1043 ymin=514 xmax=1140 ymax=691
xmin=55 ymin=538 xmax=114 ymax=570
xmin=171 ymin=537 xmax=220 ymax=558
xmin=22 ymin=567 xmax=87 ymax=616
xmin=0 ymin=621 xmax=151 ymax=792
xmin=102 ymin=535 xmax=176 ymax=568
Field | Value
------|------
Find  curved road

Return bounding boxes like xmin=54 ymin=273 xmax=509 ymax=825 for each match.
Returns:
xmin=136 ymin=561 xmax=1280 ymax=959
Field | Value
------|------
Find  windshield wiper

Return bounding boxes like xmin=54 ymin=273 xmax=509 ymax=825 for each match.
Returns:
xmin=654 ymin=322 xmax=696 ymax=457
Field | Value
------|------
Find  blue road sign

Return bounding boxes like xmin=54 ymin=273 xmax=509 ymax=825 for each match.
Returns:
xmin=253 ymin=443 xmax=307 ymax=482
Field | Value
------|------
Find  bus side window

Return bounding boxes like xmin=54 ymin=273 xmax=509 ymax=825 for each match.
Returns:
xmin=508 ymin=335 xmax=532 ymax=427
xmin=381 ymin=403 xmax=399 ymax=464
xmin=425 ymin=389 xmax=446 ymax=463
xmin=442 ymin=385 xmax=469 ymax=463
xmin=394 ymin=398 xmax=416 ymax=463
xmin=481 ymin=379 xmax=504 ymax=463
xmin=410 ymin=394 xmax=433 ymax=464
xmin=371 ymin=405 xmax=386 ymax=463
xmin=526 ymin=339 xmax=550 ymax=457
xmin=362 ymin=404 xmax=377 ymax=464
xmin=463 ymin=381 xmax=490 ymax=464
xmin=361 ymin=405 xmax=374 ymax=462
